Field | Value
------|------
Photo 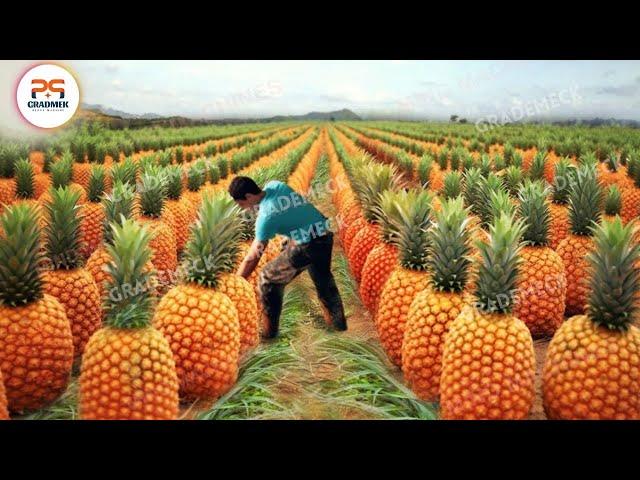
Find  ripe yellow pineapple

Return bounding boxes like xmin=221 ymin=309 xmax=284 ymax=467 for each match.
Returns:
xmin=402 ymin=196 xmax=473 ymax=401
xmin=0 ymin=204 xmax=73 ymax=413
xmin=557 ymin=163 xmax=603 ymax=315
xmin=440 ymin=212 xmax=536 ymax=419
xmin=80 ymin=218 xmax=179 ymax=420
xmin=375 ymin=189 xmax=433 ymax=366
xmin=543 ymin=217 xmax=640 ymax=419
xmin=513 ymin=180 xmax=567 ymax=338
xmin=79 ymin=165 xmax=106 ymax=259
xmin=153 ymin=194 xmax=241 ymax=401
xmin=41 ymin=187 xmax=103 ymax=357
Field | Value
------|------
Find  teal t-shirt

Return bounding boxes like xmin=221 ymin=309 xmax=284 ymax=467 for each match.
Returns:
xmin=255 ymin=181 xmax=329 ymax=244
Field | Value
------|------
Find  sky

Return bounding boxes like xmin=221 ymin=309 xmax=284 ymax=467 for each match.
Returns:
xmin=2 ymin=60 xmax=640 ymax=132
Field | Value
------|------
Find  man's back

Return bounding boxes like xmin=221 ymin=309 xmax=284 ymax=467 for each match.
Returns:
xmin=255 ymin=181 xmax=329 ymax=244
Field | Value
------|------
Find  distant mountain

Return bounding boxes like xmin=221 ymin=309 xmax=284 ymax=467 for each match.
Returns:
xmin=81 ymin=103 xmax=164 ymax=120
xmin=263 ymin=108 xmax=361 ymax=122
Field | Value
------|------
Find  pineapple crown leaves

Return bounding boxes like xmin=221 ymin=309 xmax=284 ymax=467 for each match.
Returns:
xmin=579 ymin=151 xmax=599 ymax=169
xmin=551 ymin=158 xmax=576 ymax=204
xmin=187 ymin=163 xmax=206 ymax=192
xmin=504 ymin=165 xmax=524 ymax=197
xmin=462 ymin=167 xmax=483 ymax=210
xmin=43 ymin=186 xmax=84 ymax=270
xmin=208 ymin=162 xmax=221 ymax=184
xmin=0 ymin=143 xmax=19 ymax=178
xmin=43 ymin=148 xmax=57 ymax=173
xmin=182 ymin=193 xmax=244 ymax=287
xmin=372 ymin=189 xmax=407 ymax=244
xmin=604 ymin=185 xmax=622 ymax=216
xmin=50 ymin=153 xmax=73 ymax=188
xmin=476 ymin=173 xmax=507 ymax=227
xmin=517 ymin=179 xmax=551 ymax=246
xmin=529 ymin=151 xmax=547 ymax=181
xmin=442 ymin=171 xmax=462 ymax=200
xmin=14 ymin=158 xmax=35 ymax=200
xmin=351 ymin=162 xmax=401 ymax=222
xmin=103 ymin=217 xmax=156 ymax=329
xmin=87 ymin=165 xmax=106 ymax=203
xmin=0 ymin=203 xmax=44 ymax=306
xmin=110 ymin=157 xmax=138 ymax=186
xmin=512 ymin=152 xmax=523 ymax=168
xmin=138 ymin=170 xmax=167 ymax=218
xmin=102 ymin=180 xmax=136 ymax=244
xmin=586 ymin=217 xmax=640 ymax=331
xmin=605 ymin=152 xmax=620 ymax=173
xmin=428 ymin=196 xmax=472 ymax=293
xmin=478 ymin=155 xmax=492 ymax=177
xmin=164 ymin=165 xmax=184 ymax=200
xmin=389 ymin=189 xmax=433 ymax=271
xmin=473 ymin=211 xmax=526 ymax=315
xmin=568 ymin=163 xmax=603 ymax=236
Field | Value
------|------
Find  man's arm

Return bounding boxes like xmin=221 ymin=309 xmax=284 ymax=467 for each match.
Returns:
xmin=237 ymin=238 xmax=268 ymax=279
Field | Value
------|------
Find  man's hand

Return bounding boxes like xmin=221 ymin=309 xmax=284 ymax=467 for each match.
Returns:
xmin=237 ymin=239 xmax=268 ymax=279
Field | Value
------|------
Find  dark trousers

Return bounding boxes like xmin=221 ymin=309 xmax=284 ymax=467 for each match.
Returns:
xmin=258 ymin=232 xmax=347 ymax=338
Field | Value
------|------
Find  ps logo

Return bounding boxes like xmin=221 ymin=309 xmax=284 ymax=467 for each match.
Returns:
xmin=31 ymin=79 xmax=65 ymax=99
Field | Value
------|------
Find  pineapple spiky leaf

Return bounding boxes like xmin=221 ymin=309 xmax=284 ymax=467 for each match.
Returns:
xmin=164 ymin=165 xmax=183 ymax=200
xmin=87 ymin=165 xmax=106 ymax=203
xmin=586 ymin=218 xmax=640 ymax=331
xmin=187 ymin=163 xmax=206 ymax=192
xmin=182 ymin=193 xmax=244 ymax=287
xmin=351 ymin=162 xmax=400 ymax=222
xmin=50 ymin=153 xmax=73 ymax=188
xmin=390 ymin=190 xmax=432 ymax=271
xmin=551 ymin=158 xmax=575 ymax=205
xmin=103 ymin=217 xmax=156 ymax=329
xmin=138 ymin=170 xmax=166 ymax=218
xmin=102 ymin=180 xmax=136 ymax=245
xmin=111 ymin=157 xmax=138 ymax=187
xmin=474 ymin=212 xmax=526 ymax=315
xmin=568 ymin=163 xmax=603 ymax=236
xmin=604 ymin=185 xmax=622 ymax=217
xmin=442 ymin=171 xmax=462 ymax=200
xmin=428 ymin=196 xmax=472 ymax=293
xmin=44 ymin=186 xmax=83 ymax=270
xmin=14 ymin=158 xmax=35 ymax=200
xmin=372 ymin=189 xmax=407 ymax=245
xmin=518 ymin=179 xmax=550 ymax=246
xmin=0 ymin=203 xmax=43 ymax=305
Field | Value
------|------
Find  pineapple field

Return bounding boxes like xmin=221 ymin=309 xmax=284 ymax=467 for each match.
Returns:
xmin=1 ymin=118 xmax=640 ymax=420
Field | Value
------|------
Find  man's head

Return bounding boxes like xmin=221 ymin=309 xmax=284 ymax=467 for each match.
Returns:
xmin=228 ymin=176 xmax=264 ymax=210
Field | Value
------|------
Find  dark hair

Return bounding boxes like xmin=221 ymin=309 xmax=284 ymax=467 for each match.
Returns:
xmin=228 ymin=176 xmax=262 ymax=200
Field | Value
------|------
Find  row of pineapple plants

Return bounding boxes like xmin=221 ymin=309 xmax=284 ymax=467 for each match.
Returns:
xmin=328 ymin=124 xmax=640 ymax=419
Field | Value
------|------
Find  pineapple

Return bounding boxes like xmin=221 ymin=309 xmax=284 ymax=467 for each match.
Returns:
xmin=153 ymin=194 xmax=241 ymax=400
xmin=543 ymin=217 xmax=640 ymax=419
xmin=359 ymin=190 xmax=403 ymax=313
xmin=557 ymin=163 xmax=603 ymax=316
xmin=513 ymin=180 xmax=567 ymax=338
xmin=163 ymin=165 xmax=191 ymax=253
xmin=0 ymin=204 xmax=73 ymax=412
xmin=39 ymin=153 xmax=87 ymax=206
xmin=348 ymin=162 xmax=400 ymax=282
xmin=79 ymin=165 xmax=106 ymax=259
xmin=79 ymin=218 xmax=179 ymax=420
xmin=440 ymin=212 xmax=536 ymax=419
xmin=548 ymin=159 xmax=575 ymax=249
xmin=42 ymin=187 xmax=103 ymax=357
xmin=402 ymin=196 xmax=473 ymax=401
xmin=375 ymin=189 xmax=433 ymax=366
xmin=137 ymin=171 xmax=177 ymax=292
xmin=86 ymin=181 xmax=157 ymax=301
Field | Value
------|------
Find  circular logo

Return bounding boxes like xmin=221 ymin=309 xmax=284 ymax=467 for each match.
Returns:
xmin=16 ymin=64 xmax=80 ymax=129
